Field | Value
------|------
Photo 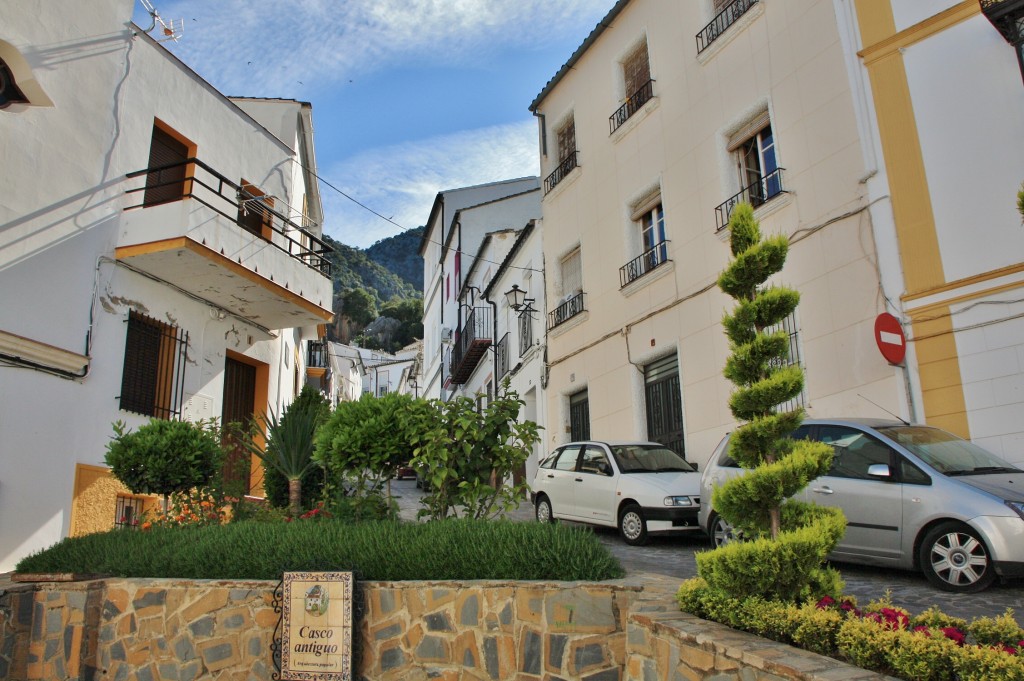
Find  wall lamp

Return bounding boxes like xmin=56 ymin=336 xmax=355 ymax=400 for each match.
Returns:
xmin=505 ymin=284 xmax=536 ymax=318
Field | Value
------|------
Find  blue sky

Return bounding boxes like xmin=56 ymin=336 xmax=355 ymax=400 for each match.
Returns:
xmin=135 ymin=0 xmax=611 ymax=248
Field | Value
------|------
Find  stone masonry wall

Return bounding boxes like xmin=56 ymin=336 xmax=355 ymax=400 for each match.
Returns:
xmin=0 ymin=577 xmax=893 ymax=681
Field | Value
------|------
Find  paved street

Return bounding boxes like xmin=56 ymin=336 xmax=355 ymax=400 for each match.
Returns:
xmin=389 ymin=478 xmax=1024 ymax=626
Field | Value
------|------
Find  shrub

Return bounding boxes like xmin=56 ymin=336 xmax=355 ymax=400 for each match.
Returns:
xmin=257 ymin=385 xmax=330 ymax=514
xmin=968 ymin=610 xmax=1024 ymax=647
xmin=16 ymin=519 xmax=624 ymax=582
xmin=701 ymin=202 xmax=843 ymax=602
xmin=105 ymin=419 xmax=223 ymax=508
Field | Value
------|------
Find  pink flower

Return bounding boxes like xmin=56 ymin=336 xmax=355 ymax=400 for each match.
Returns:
xmin=941 ymin=627 xmax=966 ymax=646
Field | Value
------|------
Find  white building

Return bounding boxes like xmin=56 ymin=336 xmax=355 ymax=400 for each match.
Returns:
xmin=529 ymin=0 xmax=905 ymax=466
xmin=838 ymin=0 xmax=1024 ymax=464
xmin=418 ymin=179 xmax=540 ymax=401
xmin=0 ymin=0 xmax=333 ymax=569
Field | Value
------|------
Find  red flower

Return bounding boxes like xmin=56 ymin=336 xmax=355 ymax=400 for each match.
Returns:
xmin=840 ymin=601 xmax=861 ymax=617
xmin=1000 ymin=645 xmax=1017 ymax=655
xmin=941 ymin=627 xmax=966 ymax=646
xmin=816 ymin=596 xmax=836 ymax=610
xmin=880 ymin=607 xmax=909 ymax=630
xmin=913 ymin=626 xmax=931 ymax=636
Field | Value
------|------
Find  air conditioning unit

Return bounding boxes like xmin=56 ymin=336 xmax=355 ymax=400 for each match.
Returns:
xmin=440 ymin=327 xmax=453 ymax=343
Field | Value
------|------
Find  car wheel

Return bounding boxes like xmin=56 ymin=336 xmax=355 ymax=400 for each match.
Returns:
xmin=919 ymin=522 xmax=996 ymax=593
xmin=535 ymin=495 xmax=555 ymax=524
xmin=709 ymin=513 xmax=737 ymax=548
xmin=619 ymin=504 xmax=649 ymax=546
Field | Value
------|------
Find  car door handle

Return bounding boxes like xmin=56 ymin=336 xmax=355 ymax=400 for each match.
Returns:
xmin=546 ymin=474 xmax=554 ymax=478
xmin=812 ymin=486 xmax=834 ymax=495
xmin=574 ymin=477 xmax=583 ymax=482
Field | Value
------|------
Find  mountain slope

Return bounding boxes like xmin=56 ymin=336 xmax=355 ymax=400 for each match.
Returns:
xmin=365 ymin=226 xmax=424 ymax=292
xmin=322 ymin=233 xmax=420 ymax=303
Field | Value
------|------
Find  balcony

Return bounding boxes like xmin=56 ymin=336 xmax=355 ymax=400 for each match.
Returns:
xmin=495 ymin=333 xmax=510 ymax=381
xmin=714 ymin=168 xmax=786 ymax=232
xmin=544 ymin=151 xmax=579 ymax=194
xmin=981 ymin=0 xmax=1024 ymax=45
xmin=620 ymin=242 xmax=670 ymax=288
xmin=548 ymin=292 xmax=585 ymax=331
xmin=609 ymin=80 xmax=655 ymax=135
xmin=449 ymin=307 xmax=493 ymax=385
xmin=306 ymin=339 xmax=328 ymax=380
xmin=696 ymin=0 xmax=759 ymax=54
xmin=120 ymin=158 xmax=334 ymax=330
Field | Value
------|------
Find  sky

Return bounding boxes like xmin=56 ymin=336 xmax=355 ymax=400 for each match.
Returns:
xmin=134 ymin=0 xmax=612 ymax=249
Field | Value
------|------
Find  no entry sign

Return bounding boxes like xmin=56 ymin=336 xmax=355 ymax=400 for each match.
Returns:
xmin=874 ymin=313 xmax=906 ymax=365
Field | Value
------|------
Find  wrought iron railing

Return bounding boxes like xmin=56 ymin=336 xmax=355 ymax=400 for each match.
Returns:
xmin=496 ymin=333 xmax=510 ymax=380
xmin=125 ymin=157 xmax=333 ymax=277
xmin=548 ymin=292 xmax=585 ymax=330
xmin=609 ymin=79 xmax=655 ymax=135
xmin=696 ymin=0 xmax=759 ymax=54
xmin=518 ymin=313 xmax=533 ymax=357
xmin=981 ymin=0 xmax=1024 ymax=45
xmin=307 ymin=339 xmax=328 ymax=368
xmin=544 ymin=151 xmax=579 ymax=194
xmin=450 ymin=307 xmax=493 ymax=383
xmin=620 ymin=241 xmax=670 ymax=288
xmin=714 ymin=167 xmax=786 ymax=231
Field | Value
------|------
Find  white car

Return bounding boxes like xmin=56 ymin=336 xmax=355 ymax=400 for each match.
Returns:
xmin=531 ymin=440 xmax=701 ymax=545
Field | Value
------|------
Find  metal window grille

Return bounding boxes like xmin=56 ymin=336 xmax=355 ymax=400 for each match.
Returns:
xmin=767 ymin=311 xmax=807 ymax=412
xmin=644 ymin=355 xmax=685 ymax=458
xmin=115 ymin=496 xmax=145 ymax=529
xmin=496 ymin=333 xmax=510 ymax=380
xmin=518 ymin=313 xmax=533 ymax=357
xmin=569 ymin=390 xmax=590 ymax=442
xmin=119 ymin=310 xmax=188 ymax=419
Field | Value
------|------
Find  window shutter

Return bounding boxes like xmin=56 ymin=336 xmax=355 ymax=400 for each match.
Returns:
xmin=560 ymin=248 xmax=583 ymax=296
xmin=727 ymin=111 xmax=771 ymax=151
xmin=623 ymin=43 xmax=651 ymax=97
xmin=144 ymin=125 xmax=189 ymax=206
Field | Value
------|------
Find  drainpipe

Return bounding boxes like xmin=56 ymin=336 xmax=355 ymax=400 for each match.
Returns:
xmin=532 ymin=112 xmax=547 ymax=157
xmin=485 ymin=294 xmax=499 ymax=400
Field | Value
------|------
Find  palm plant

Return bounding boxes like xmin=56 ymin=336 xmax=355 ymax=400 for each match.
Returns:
xmin=241 ymin=401 xmax=323 ymax=517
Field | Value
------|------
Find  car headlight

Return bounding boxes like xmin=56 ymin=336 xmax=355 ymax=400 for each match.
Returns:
xmin=1006 ymin=501 xmax=1024 ymax=521
xmin=664 ymin=496 xmax=694 ymax=507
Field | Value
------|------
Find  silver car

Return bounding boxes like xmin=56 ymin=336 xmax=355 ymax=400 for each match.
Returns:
xmin=699 ymin=418 xmax=1024 ymax=592
xmin=532 ymin=441 xmax=701 ymax=546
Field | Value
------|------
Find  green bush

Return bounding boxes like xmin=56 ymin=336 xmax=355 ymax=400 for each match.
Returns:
xmin=16 ymin=519 xmax=624 ymax=582
xmin=678 ymin=579 xmax=1024 ymax=680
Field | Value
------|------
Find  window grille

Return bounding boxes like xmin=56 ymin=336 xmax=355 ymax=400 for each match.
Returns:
xmin=119 ymin=310 xmax=188 ymax=419
xmin=115 ymin=496 xmax=145 ymax=529
xmin=569 ymin=390 xmax=590 ymax=442
xmin=644 ymin=355 xmax=685 ymax=457
xmin=767 ymin=311 xmax=807 ymax=412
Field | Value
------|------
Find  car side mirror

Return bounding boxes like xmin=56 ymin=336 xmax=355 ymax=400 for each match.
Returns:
xmin=867 ymin=463 xmax=892 ymax=478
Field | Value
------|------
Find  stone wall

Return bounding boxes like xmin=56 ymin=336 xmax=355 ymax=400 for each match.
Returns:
xmin=0 ymin=576 xmax=893 ymax=681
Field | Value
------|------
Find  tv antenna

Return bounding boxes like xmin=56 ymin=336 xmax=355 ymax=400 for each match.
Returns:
xmin=139 ymin=0 xmax=184 ymax=42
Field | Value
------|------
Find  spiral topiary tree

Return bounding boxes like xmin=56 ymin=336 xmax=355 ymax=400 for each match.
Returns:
xmin=696 ymin=202 xmax=846 ymax=602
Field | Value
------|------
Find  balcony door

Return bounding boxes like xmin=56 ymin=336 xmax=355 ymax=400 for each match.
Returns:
xmin=221 ymin=355 xmax=258 ymax=496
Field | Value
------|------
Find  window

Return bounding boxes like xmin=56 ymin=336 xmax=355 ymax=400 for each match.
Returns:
xmin=716 ymin=112 xmax=785 ymax=230
xmin=610 ymin=42 xmax=655 ymax=134
xmin=580 ymin=448 xmax=612 ymax=476
xmin=644 ymin=355 xmax=685 ymax=457
xmin=0 ymin=58 xmax=27 ymax=109
xmin=816 ymin=426 xmax=894 ymax=480
xmin=237 ymin=180 xmax=274 ymax=241
xmin=119 ymin=310 xmax=188 ymax=419
xmin=550 ymin=248 xmax=585 ymax=329
xmin=115 ymin=496 xmax=144 ymax=529
xmin=518 ymin=311 xmax=533 ymax=357
xmin=554 ymin=444 xmax=583 ymax=471
xmin=569 ymin=390 xmax=590 ymax=442
xmin=144 ymin=121 xmax=193 ymax=207
xmin=545 ymin=115 xmax=579 ymax=194
xmin=621 ymin=192 xmax=668 ymax=287
xmin=767 ymin=310 xmax=806 ymax=412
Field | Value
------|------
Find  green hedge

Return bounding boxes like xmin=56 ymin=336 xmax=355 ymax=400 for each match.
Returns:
xmin=16 ymin=519 xmax=624 ymax=582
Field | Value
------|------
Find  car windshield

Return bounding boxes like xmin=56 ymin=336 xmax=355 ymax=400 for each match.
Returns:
xmin=877 ymin=425 xmax=1021 ymax=476
xmin=610 ymin=444 xmax=694 ymax=473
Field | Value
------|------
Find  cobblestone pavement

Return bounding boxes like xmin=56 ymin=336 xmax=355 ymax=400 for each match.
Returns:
xmin=389 ymin=478 xmax=1024 ymax=626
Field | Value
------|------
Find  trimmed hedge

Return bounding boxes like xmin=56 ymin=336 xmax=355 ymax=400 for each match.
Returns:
xmin=15 ymin=519 xmax=625 ymax=582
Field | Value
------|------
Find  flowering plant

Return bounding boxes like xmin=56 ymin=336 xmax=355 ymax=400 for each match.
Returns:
xmin=140 ymin=486 xmax=231 ymax=529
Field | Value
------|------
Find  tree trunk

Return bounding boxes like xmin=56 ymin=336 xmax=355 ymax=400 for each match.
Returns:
xmin=769 ymin=506 xmax=781 ymax=540
xmin=289 ymin=478 xmax=302 ymax=518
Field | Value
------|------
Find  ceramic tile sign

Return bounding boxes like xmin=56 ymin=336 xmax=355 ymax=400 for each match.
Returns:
xmin=280 ymin=572 xmax=353 ymax=680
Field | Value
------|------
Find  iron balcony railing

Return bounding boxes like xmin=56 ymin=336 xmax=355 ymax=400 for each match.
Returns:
xmin=307 ymin=339 xmax=328 ymax=368
xmin=696 ymin=0 xmax=759 ymax=54
xmin=715 ymin=167 xmax=786 ymax=231
xmin=125 ymin=157 xmax=333 ymax=277
xmin=449 ymin=306 xmax=493 ymax=384
xmin=980 ymin=0 xmax=1024 ymax=45
xmin=548 ymin=292 xmax=585 ymax=330
xmin=518 ymin=313 xmax=533 ymax=358
xmin=544 ymin=151 xmax=579 ymax=194
xmin=609 ymin=79 xmax=655 ymax=135
xmin=620 ymin=241 xmax=671 ymax=288
xmin=495 ymin=333 xmax=511 ymax=381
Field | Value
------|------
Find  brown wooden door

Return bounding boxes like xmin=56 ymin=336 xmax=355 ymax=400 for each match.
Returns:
xmin=222 ymin=357 xmax=257 ymax=494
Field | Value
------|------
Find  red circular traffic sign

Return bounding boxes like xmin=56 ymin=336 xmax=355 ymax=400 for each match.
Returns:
xmin=874 ymin=313 xmax=906 ymax=365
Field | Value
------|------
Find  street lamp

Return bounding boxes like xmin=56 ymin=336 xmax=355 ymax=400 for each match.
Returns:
xmin=505 ymin=284 xmax=535 ymax=315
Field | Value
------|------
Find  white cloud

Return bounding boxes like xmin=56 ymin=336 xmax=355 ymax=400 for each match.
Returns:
xmin=156 ymin=0 xmax=609 ymax=95
xmin=321 ymin=119 xmax=539 ymax=248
